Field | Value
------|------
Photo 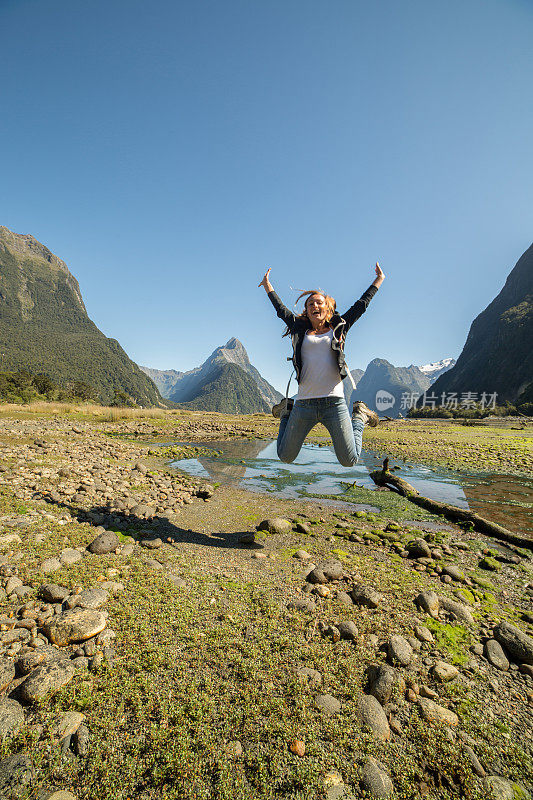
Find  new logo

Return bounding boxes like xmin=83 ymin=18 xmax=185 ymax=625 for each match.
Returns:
xmin=375 ymin=390 xmax=395 ymax=411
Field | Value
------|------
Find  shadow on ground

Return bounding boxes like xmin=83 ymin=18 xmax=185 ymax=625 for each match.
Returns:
xmin=36 ymin=491 xmax=261 ymax=551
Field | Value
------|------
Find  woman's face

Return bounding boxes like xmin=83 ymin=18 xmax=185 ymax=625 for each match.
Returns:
xmin=306 ymin=293 xmax=328 ymax=326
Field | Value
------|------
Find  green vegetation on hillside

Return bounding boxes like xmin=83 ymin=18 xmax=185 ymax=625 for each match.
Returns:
xmin=408 ymin=401 xmax=533 ymax=418
xmin=0 ymin=370 xmax=99 ymax=404
xmin=177 ymin=363 xmax=270 ymax=414
xmin=0 ymin=228 xmax=163 ymax=406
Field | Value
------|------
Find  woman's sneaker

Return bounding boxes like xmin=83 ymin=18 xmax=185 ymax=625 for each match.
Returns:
xmin=272 ymin=398 xmax=294 ymax=418
xmin=352 ymin=401 xmax=379 ymax=427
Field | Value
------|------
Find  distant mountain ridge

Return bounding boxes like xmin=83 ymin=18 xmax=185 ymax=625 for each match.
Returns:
xmin=141 ymin=338 xmax=282 ymax=414
xmin=356 ymin=358 xmax=432 ymax=417
xmin=431 ymin=243 xmax=533 ymax=404
xmin=140 ymin=367 xmax=184 ymax=399
xmin=0 ymin=227 xmax=162 ymax=406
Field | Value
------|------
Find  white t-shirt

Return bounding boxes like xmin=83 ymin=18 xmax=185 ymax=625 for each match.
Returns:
xmin=296 ymin=328 xmax=345 ymax=400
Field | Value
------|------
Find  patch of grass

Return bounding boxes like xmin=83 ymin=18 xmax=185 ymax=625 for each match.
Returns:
xmin=470 ymin=573 xmax=497 ymax=591
xmin=364 ymin=419 xmax=533 ymax=477
xmin=308 ymin=483 xmax=442 ymax=523
xmin=424 ymin=619 xmax=472 ymax=665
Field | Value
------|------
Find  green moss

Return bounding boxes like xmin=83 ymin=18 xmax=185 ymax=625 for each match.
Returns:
xmin=149 ymin=444 xmax=220 ymax=460
xmin=511 ymin=782 xmax=532 ymax=799
xmin=455 ymin=588 xmax=475 ymax=605
xmin=116 ymin=532 xmax=135 ymax=543
xmin=331 ymin=549 xmax=350 ymax=559
xmin=479 ymin=557 xmax=501 ymax=571
xmin=379 ymin=530 xmax=401 ymax=542
xmin=385 ymin=521 xmax=402 ymax=532
xmin=471 ymin=574 xmax=497 ymax=590
xmin=424 ymin=619 xmax=472 ymax=665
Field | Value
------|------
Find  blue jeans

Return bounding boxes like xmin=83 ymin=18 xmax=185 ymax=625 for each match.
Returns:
xmin=277 ymin=396 xmax=365 ymax=467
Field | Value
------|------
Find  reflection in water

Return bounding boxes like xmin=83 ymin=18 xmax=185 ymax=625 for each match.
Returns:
xmin=461 ymin=475 xmax=533 ymax=537
xmin=171 ymin=438 xmax=532 ymax=536
xmin=198 ymin=438 xmax=267 ymax=482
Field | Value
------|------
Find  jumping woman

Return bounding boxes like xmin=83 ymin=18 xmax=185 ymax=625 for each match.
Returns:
xmin=259 ymin=263 xmax=385 ymax=467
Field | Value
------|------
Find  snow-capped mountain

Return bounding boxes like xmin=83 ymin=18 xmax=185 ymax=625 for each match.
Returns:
xmin=417 ymin=358 xmax=456 ymax=384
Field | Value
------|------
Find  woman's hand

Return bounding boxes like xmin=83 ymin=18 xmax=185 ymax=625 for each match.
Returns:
xmin=373 ymin=262 xmax=385 ymax=288
xmin=259 ymin=268 xmax=273 ymax=292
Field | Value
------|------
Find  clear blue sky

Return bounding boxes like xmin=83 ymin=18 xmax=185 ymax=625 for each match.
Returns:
xmin=1 ymin=0 xmax=532 ymax=392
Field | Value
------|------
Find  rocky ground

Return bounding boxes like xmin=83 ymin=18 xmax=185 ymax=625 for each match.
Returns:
xmin=0 ymin=409 xmax=531 ymax=799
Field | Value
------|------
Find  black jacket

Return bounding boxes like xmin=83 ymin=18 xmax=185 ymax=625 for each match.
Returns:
xmin=267 ymin=284 xmax=379 ymax=383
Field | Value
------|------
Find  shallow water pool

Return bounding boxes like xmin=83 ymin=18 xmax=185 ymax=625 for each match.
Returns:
xmin=170 ymin=438 xmax=533 ymax=536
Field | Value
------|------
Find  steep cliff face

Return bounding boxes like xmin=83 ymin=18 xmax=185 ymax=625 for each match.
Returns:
xmin=431 ymin=244 xmax=533 ymax=403
xmin=0 ymin=227 xmax=163 ymax=406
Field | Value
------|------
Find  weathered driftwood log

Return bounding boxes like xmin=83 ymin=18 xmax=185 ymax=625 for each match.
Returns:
xmin=369 ymin=458 xmax=533 ymax=551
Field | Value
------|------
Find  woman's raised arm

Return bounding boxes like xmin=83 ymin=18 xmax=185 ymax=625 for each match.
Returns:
xmin=259 ymin=268 xmax=297 ymax=328
xmin=258 ymin=267 xmax=274 ymax=293
xmin=341 ymin=262 xmax=385 ymax=329
xmin=372 ymin=262 xmax=385 ymax=289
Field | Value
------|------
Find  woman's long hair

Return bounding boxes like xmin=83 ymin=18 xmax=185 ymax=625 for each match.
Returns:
xmin=283 ymin=289 xmax=337 ymax=337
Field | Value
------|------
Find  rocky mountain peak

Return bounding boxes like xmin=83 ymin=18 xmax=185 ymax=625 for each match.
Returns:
xmin=0 ymin=226 xmax=67 ymax=270
xmin=0 ymin=226 xmax=86 ymax=314
xmin=209 ymin=338 xmax=250 ymax=367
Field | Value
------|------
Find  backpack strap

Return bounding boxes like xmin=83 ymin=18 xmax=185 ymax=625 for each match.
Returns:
xmin=285 ymin=366 xmax=295 ymax=400
xmin=343 ymin=358 xmax=357 ymax=414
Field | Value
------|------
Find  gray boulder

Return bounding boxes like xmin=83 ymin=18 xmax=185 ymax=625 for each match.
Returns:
xmin=361 ymin=757 xmax=394 ymax=799
xmin=337 ymin=621 xmax=358 ymax=641
xmin=483 ymin=775 xmax=530 ymax=799
xmin=366 ymin=664 xmax=400 ymax=706
xmin=306 ymin=568 xmax=328 ymax=585
xmin=407 ymin=538 xmax=431 ymax=558
xmin=322 ymin=561 xmax=344 ymax=581
xmin=87 ymin=531 xmax=120 ymax=555
xmin=493 ymin=621 xmax=533 ymax=665
xmin=19 ymin=661 xmax=75 ymax=703
xmin=0 ymin=661 xmax=15 ymax=692
xmin=484 ymin=639 xmax=510 ymax=671
xmin=315 ymin=694 xmax=341 ymax=715
xmin=438 ymin=596 xmax=474 ymax=625
xmin=350 ymin=585 xmax=382 ymax=608
xmin=256 ymin=518 xmax=291 ymax=535
xmin=357 ymin=694 xmax=390 ymax=740
xmin=387 ymin=635 xmax=413 ymax=666
xmin=0 ymin=753 xmax=34 ymax=796
xmin=43 ymin=608 xmax=106 ymax=646
xmin=0 ymin=699 xmax=24 ymax=741
xmin=415 ymin=591 xmax=439 ymax=618
xmin=38 ymin=584 xmax=70 ymax=603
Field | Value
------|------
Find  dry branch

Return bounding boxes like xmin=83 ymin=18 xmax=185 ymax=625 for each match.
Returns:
xmin=369 ymin=459 xmax=533 ymax=551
